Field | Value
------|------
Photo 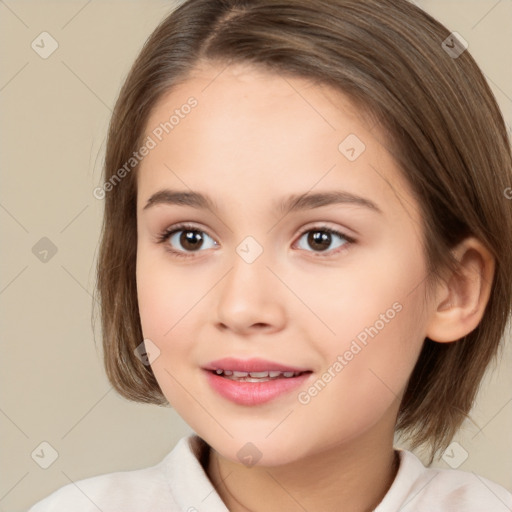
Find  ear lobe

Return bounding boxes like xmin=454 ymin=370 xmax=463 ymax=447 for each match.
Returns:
xmin=425 ymin=237 xmax=495 ymax=343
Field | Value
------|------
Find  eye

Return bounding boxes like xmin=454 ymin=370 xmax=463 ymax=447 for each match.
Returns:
xmin=156 ymin=223 xmax=218 ymax=258
xmin=294 ymin=226 xmax=354 ymax=256
xmin=156 ymin=223 xmax=354 ymax=259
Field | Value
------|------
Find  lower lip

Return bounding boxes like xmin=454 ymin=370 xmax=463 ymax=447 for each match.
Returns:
xmin=204 ymin=370 xmax=311 ymax=406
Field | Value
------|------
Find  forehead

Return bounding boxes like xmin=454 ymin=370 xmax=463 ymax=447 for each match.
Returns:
xmin=137 ymin=62 xmax=418 ymax=223
xmin=144 ymin=61 xmax=372 ymax=143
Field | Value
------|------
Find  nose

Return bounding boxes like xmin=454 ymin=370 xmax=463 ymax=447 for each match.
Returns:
xmin=215 ymin=250 xmax=287 ymax=335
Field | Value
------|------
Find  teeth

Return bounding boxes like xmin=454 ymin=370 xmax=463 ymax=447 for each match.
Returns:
xmin=249 ymin=371 xmax=269 ymax=378
xmin=213 ymin=369 xmax=303 ymax=380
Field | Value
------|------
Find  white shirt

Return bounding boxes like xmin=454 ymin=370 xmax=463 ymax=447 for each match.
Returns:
xmin=28 ymin=434 xmax=512 ymax=511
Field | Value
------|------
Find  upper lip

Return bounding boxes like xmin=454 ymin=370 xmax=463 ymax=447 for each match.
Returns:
xmin=203 ymin=357 xmax=311 ymax=373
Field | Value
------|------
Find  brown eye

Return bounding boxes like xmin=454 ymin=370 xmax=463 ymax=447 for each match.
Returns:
xmin=158 ymin=224 xmax=218 ymax=258
xmin=295 ymin=227 xmax=352 ymax=255
xmin=178 ymin=230 xmax=205 ymax=251
xmin=307 ymin=231 xmax=333 ymax=252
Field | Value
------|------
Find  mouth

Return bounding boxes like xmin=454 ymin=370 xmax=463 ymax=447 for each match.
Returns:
xmin=203 ymin=357 xmax=313 ymax=405
xmin=210 ymin=369 xmax=308 ymax=382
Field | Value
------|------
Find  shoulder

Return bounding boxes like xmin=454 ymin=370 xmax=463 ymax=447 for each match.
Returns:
xmin=27 ymin=437 xmax=195 ymax=512
xmin=377 ymin=449 xmax=512 ymax=512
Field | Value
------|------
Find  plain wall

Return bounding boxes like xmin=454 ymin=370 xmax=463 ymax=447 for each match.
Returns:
xmin=0 ymin=1 xmax=510 ymax=510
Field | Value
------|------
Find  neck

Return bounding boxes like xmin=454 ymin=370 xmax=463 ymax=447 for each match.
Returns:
xmin=207 ymin=428 xmax=399 ymax=512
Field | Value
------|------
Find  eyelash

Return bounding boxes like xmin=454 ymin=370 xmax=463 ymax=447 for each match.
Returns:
xmin=155 ymin=222 xmax=356 ymax=259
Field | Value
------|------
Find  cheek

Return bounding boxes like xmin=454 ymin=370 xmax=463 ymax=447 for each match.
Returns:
xmin=135 ymin=249 xmax=221 ymax=389
xmin=295 ymin=296 xmax=427 ymax=449
xmin=292 ymin=242 xmax=429 ymax=352
xmin=295 ymin=245 xmax=429 ymax=411
xmin=136 ymin=257 xmax=200 ymax=408
xmin=136 ymin=252 xmax=198 ymax=381
xmin=136 ymin=247 xmax=207 ymax=338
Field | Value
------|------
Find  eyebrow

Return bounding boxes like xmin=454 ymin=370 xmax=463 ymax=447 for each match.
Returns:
xmin=143 ymin=189 xmax=382 ymax=215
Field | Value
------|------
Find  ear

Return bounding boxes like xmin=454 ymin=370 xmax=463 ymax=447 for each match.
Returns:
xmin=425 ymin=237 xmax=495 ymax=343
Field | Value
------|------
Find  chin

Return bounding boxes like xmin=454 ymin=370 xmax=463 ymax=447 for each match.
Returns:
xmin=203 ymin=429 xmax=314 ymax=468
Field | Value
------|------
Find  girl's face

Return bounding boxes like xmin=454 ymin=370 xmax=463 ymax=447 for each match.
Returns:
xmin=136 ymin=62 xmax=434 ymax=465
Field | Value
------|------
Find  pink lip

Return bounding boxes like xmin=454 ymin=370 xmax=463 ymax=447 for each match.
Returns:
xmin=203 ymin=357 xmax=312 ymax=406
xmin=203 ymin=357 xmax=310 ymax=373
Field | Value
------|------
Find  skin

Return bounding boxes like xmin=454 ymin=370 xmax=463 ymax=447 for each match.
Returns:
xmin=135 ymin=62 xmax=494 ymax=511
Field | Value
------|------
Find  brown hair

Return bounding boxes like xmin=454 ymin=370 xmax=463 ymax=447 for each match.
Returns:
xmin=94 ymin=0 xmax=512 ymax=459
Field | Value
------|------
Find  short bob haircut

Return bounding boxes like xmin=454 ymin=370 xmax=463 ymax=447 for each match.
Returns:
xmin=95 ymin=0 xmax=512 ymax=459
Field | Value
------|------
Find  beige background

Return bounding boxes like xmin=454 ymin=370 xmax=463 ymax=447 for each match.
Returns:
xmin=0 ymin=1 xmax=511 ymax=510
